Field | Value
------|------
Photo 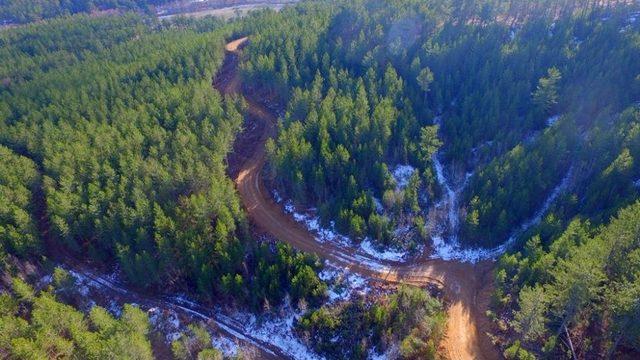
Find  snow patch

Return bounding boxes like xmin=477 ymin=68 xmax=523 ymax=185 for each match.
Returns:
xmin=430 ymin=235 xmax=502 ymax=263
xmin=38 ymin=274 xmax=53 ymax=287
xmin=373 ymin=197 xmax=384 ymax=214
xmin=572 ymin=36 xmax=583 ymax=46
xmin=426 ymin=122 xmax=573 ymax=263
xmin=222 ymin=299 xmax=323 ymax=360
xmin=321 ymin=263 xmax=371 ymax=303
xmin=147 ymin=307 xmax=160 ymax=326
xmin=369 ymin=344 xmax=399 ymax=360
xmin=212 ymin=336 xmax=239 ymax=357
xmin=281 ymin=199 xmax=407 ymax=269
xmin=60 ymin=268 xmax=289 ymax=356
xmin=283 ymin=201 xmax=350 ymax=247
xmin=360 ymin=238 xmax=407 ymax=262
xmin=546 ymin=114 xmax=560 ymax=127
xmin=108 ymin=300 xmax=122 ymax=317
xmin=429 ymin=166 xmax=574 ymax=263
xmin=160 ymin=309 xmax=183 ymax=343
xmin=392 ymin=165 xmax=417 ymax=189
xmin=272 ymin=190 xmax=283 ymax=204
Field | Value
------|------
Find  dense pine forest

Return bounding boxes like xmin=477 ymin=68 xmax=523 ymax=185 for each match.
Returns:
xmin=1 ymin=0 xmax=639 ymax=359
xmin=243 ymin=0 xmax=640 ymax=251
xmin=0 ymin=12 xmax=330 ymax=357
xmin=0 ymin=11 xmax=330 ymax=306
xmin=240 ymin=0 xmax=640 ymax=357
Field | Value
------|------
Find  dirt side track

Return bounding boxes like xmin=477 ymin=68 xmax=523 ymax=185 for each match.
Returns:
xmin=221 ymin=38 xmax=500 ymax=360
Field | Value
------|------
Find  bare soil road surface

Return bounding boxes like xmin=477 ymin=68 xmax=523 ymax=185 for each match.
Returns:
xmin=219 ymin=37 xmax=501 ymax=360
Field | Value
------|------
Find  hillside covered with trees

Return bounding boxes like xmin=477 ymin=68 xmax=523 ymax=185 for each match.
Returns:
xmin=238 ymin=0 xmax=640 ymax=357
xmin=242 ymin=0 xmax=640 ymax=251
xmin=1 ymin=0 xmax=640 ymax=359
xmin=0 ymin=12 xmax=327 ymax=311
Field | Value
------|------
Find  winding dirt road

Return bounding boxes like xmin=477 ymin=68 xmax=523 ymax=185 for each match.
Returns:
xmin=219 ymin=37 xmax=500 ymax=360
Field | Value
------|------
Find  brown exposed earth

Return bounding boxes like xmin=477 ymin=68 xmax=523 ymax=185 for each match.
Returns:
xmin=220 ymin=37 xmax=501 ymax=360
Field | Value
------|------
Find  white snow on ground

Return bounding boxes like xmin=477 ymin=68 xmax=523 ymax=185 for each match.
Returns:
xmin=211 ymin=336 xmax=239 ymax=357
xmin=108 ymin=300 xmax=123 ymax=317
xmin=373 ymin=197 xmax=384 ymax=214
xmin=272 ymin=190 xmax=283 ymax=204
xmin=572 ymin=36 xmax=583 ymax=46
xmin=61 ymin=267 xmax=310 ymax=358
xmin=430 ymin=235 xmax=500 ymax=263
xmin=38 ymin=274 xmax=53 ymax=287
xmin=429 ymin=164 xmax=574 ymax=263
xmin=619 ymin=11 xmax=639 ymax=32
xmin=360 ymin=238 xmax=407 ymax=262
xmin=281 ymin=199 xmax=412 ymax=267
xmin=283 ymin=201 xmax=351 ymax=247
xmin=392 ymin=165 xmax=417 ymax=189
xmin=68 ymin=268 xmax=127 ymax=296
xmin=548 ymin=21 xmax=556 ymax=37
xmin=432 ymin=153 xmax=472 ymax=233
xmin=546 ymin=114 xmax=561 ymax=127
xmin=163 ymin=310 xmax=183 ymax=342
xmin=320 ymin=263 xmax=372 ymax=303
xmin=426 ymin=120 xmax=574 ymax=263
xmin=428 ymin=111 xmax=573 ymax=263
xmin=369 ymin=344 xmax=399 ymax=360
xmin=147 ymin=307 xmax=160 ymax=326
xmin=220 ymin=298 xmax=324 ymax=360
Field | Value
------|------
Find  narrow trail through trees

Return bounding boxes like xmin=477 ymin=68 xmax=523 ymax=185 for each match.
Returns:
xmin=221 ymin=37 xmax=500 ymax=360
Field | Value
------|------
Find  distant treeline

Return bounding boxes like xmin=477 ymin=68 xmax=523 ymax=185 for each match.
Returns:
xmin=0 ymin=0 xmax=170 ymax=24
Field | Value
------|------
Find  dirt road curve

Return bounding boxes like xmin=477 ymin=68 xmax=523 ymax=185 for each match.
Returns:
xmin=219 ymin=37 xmax=500 ymax=360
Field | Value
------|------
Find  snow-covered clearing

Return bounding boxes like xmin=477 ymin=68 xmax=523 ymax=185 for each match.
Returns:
xmin=172 ymin=261 xmax=376 ymax=360
xmin=65 ymin=265 xmax=375 ymax=359
xmin=211 ymin=336 xmax=239 ymax=357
